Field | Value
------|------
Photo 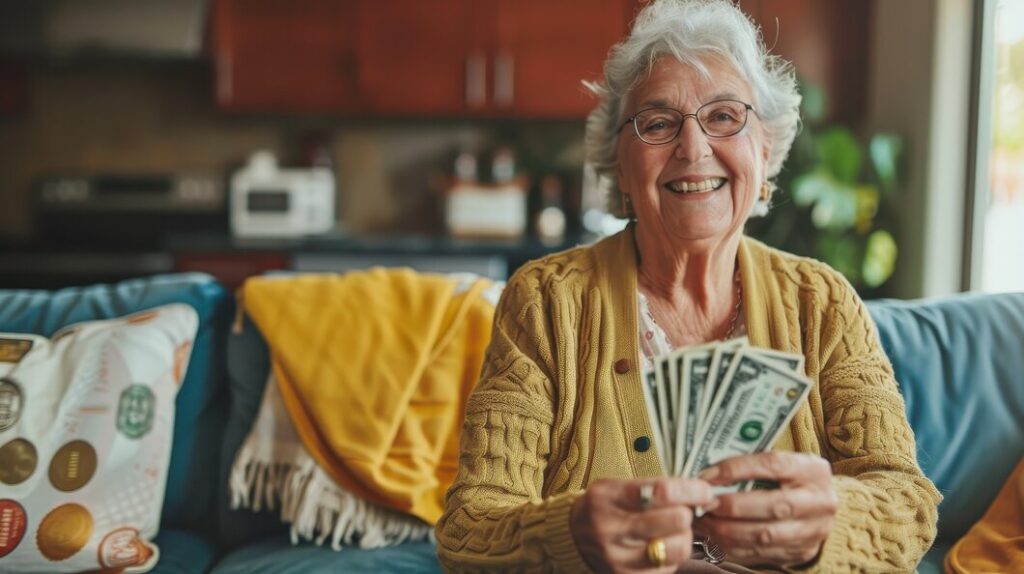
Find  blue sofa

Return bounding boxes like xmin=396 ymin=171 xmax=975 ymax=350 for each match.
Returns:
xmin=0 ymin=272 xmax=1021 ymax=573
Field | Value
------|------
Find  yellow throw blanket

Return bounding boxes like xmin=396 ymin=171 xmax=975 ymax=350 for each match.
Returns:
xmin=241 ymin=269 xmax=495 ymax=525
xmin=946 ymin=458 xmax=1024 ymax=573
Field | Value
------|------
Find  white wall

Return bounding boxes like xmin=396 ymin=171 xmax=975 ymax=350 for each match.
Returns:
xmin=868 ymin=0 xmax=974 ymax=298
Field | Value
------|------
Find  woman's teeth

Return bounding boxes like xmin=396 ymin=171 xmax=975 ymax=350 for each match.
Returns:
xmin=666 ymin=178 xmax=726 ymax=193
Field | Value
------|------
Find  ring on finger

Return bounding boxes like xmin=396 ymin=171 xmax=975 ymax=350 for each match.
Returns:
xmin=646 ymin=537 xmax=667 ymax=567
xmin=639 ymin=483 xmax=655 ymax=510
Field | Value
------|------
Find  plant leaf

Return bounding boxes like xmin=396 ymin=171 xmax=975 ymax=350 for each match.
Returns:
xmin=792 ymin=171 xmax=829 ymax=206
xmin=862 ymin=229 xmax=898 ymax=287
xmin=818 ymin=232 xmax=862 ymax=284
xmin=869 ymin=134 xmax=902 ymax=194
xmin=817 ymin=128 xmax=861 ymax=184
xmin=855 ymin=185 xmax=880 ymax=234
xmin=811 ymin=180 xmax=859 ymax=230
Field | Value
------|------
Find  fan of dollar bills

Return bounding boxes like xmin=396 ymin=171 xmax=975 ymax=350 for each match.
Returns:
xmin=641 ymin=337 xmax=812 ymax=494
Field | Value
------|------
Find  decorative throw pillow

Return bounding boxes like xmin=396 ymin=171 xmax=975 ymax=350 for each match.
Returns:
xmin=0 ymin=304 xmax=198 ymax=573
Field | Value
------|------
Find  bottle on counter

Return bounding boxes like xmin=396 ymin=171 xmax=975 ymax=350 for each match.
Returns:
xmin=454 ymin=150 xmax=479 ymax=184
xmin=536 ymin=174 xmax=566 ymax=244
xmin=491 ymin=146 xmax=516 ymax=183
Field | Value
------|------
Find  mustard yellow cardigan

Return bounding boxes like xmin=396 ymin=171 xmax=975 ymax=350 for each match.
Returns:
xmin=435 ymin=227 xmax=941 ymax=573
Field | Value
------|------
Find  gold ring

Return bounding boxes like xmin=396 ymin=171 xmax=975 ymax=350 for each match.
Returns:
xmin=646 ymin=537 xmax=667 ymax=567
xmin=639 ymin=483 xmax=654 ymax=510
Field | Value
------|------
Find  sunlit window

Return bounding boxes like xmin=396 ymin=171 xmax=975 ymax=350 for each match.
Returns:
xmin=980 ymin=0 xmax=1024 ymax=292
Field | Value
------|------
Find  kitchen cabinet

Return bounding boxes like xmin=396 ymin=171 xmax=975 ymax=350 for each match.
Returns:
xmin=732 ymin=0 xmax=870 ymax=124
xmin=211 ymin=0 xmax=629 ymax=117
xmin=212 ymin=0 xmax=361 ymax=113
xmin=355 ymin=0 xmax=481 ymax=115
xmin=491 ymin=0 xmax=629 ymax=117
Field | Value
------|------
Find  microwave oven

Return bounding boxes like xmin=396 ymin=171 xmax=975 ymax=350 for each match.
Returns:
xmin=230 ymin=151 xmax=335 ymax=238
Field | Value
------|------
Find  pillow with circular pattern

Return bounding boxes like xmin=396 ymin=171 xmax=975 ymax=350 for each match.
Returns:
xmin=0 ymin=304 xmax=198 ymax=573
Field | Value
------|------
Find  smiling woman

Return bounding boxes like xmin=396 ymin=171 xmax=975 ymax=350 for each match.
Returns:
xmin=435 ymin=1 xmax=941 ymax=572
xmin=617 ymin=57 xmax=768 ymax=278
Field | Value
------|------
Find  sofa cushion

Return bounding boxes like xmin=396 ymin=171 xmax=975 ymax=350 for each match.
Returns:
xmin=867 ymin=292 xmax=1024 ymax=544
xmin=916 ymin=542 xmax=951 ymax=574
xmin=0 ymin=273 xmax=231 ymax=538
xmin=218 ymin=313 xmax=289 ymax=549
xmin=209 ymin=536 xmax=440 ymax=574
xmin=0 ymin=305 xmax=197 ymax=572
xmin=149 ymin=528 xmax=219 ymax=574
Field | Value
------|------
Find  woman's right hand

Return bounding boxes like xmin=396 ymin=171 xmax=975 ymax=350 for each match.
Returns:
xmin=570 ymin=478 xmax=718 ymax=573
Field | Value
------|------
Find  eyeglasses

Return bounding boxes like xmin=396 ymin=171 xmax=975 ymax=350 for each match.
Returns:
xmin=623 ymin=99 xmax=756 ymax=145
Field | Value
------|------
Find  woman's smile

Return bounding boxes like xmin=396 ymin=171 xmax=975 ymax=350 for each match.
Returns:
xmin=662 ymin=176 xmax=728 ymax=195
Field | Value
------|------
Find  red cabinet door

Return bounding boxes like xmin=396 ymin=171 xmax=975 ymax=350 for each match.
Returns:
xmin=492 ymin=0 xmax=628 ymax=118
xmin=212 ymin=0 xmax=360 ymax=113
xmin=355 ymin=0 xmax=481 ymax=116
xmin=752 ymin=0 xmax=869 ymax=124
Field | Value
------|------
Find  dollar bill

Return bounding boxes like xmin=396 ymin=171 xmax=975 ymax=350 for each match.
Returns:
xmin=703 ymin=337 xmax=748 ymax=424
xmin=640 ymin=368 xmax=669 ymax=474
xmin=673 ymin=348 xmax=711 ymax=475
xmin=640 ymin=337 xmax=810 ymax=491
xmin=682 ymin=349 xmax=812 ymax=493
xmin=748 ymin=347 xmax=805 ymax=374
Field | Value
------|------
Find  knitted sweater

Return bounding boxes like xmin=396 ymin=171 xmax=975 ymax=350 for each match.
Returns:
xmin=435 ymin=227 xmax=941 ymax=573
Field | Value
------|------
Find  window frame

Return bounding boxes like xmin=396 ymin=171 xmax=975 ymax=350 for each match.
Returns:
xmin=962 ymin=0 xmax=998 ymax=290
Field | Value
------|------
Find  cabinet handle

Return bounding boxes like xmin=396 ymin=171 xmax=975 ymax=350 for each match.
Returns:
xmin=466 ymin=52 xmax=486 ymax=108
xmin=217 ymin=52 xmax=233 ymax=103
xmin=494 ymin=52 xmax=514 ymax=107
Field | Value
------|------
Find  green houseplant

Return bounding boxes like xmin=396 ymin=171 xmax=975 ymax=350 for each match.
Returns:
xmin=747 ymin=82 xmax=902 ymax=294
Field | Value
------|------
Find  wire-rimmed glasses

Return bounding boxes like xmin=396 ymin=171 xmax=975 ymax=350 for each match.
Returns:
xmin=623 ymin=99 xmax=756 ymax=145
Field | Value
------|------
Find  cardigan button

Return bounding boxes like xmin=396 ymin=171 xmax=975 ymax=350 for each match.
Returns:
xmin=634 ymin=436 xmax=651 ymax=452
xmin=614 ymin=358 xmax=630 ymax=374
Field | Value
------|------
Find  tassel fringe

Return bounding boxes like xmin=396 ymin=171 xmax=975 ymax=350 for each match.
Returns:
xmin=230 ymin=440 xmax=434 ymax=551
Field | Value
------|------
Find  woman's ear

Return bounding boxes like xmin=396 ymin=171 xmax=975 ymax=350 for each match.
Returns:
xmin=761 ymin=136 xmax=772 ymax=166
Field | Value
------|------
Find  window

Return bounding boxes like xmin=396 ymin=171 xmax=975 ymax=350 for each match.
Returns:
xmin=969 ymin=0 xmax=1024 ymax=292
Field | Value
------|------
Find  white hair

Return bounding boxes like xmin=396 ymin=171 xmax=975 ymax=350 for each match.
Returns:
xmin=585 ymin=0 xmax=802 ymax=218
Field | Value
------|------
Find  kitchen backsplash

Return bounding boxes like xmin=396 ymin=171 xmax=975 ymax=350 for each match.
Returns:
xmin=0 ymin=60 xmax=588 ymax=240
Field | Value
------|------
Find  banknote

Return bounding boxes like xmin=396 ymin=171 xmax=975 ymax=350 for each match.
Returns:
xmin=640 ymin=338 xmax=811 ymax=497
xmin=640 ymin=368 xmax=670 ymax=474
xmin=682 ymin=348 xmax=812 ymax=491
xmin=672 ymin=347 xmax=711 ymax=475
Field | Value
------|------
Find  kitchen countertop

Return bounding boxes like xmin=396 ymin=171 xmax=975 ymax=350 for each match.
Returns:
xmin=165 ymin=230 xmax=594 ymax=257
xmin=0 ymin=231 xmax=596 ymax=289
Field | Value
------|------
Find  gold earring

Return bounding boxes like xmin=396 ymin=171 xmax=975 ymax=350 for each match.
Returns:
xmin=760 ymin=182 xmax=772 ymax=202
xmin=621 ymin=193 xmax=634 ymax=219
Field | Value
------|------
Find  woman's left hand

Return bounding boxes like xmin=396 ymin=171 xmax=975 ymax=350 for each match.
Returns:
xmin=695 ymin=451 xmax=839 ymax=568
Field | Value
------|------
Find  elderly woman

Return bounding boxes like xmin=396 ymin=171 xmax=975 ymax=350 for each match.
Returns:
xmin=435 ymin=0 xmax=940 ymax=572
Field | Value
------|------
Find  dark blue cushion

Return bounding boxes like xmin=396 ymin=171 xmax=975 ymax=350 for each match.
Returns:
xmin=916 ymin=542 xmax=950 ymax=574
xmin=218 ymin=313 xmax=289 ymax=549
xmin=867 ymin=292 xmax=1024 ymax=544
xmin=151 ymin=528 xmax=219 ymax=574
xmin=0 ymin=273 xmax=231 ymax=539
xmin=210 ymin=535 xmax=441 ymax=574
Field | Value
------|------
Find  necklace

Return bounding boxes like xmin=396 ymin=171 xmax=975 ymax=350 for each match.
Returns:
xmin=638 ymin=264 xmax=743 ymax=345
xmin=722 ymin=266 xmax=743 ymax=341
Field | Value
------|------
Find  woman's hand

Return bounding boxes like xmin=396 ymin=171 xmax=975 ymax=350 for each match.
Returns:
xmin=570 ymin=477 xmax=717 ymax=573
xmin=696 ymin=452 xmax=839 ymax=568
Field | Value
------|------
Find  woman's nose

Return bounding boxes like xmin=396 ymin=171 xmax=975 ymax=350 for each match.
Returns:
xmin=674 ymin=116 xmax=713 ymax=162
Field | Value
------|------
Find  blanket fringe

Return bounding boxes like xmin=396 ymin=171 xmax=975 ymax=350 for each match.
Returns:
xmin=230 ymin=444 xmax=434 ymax=551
